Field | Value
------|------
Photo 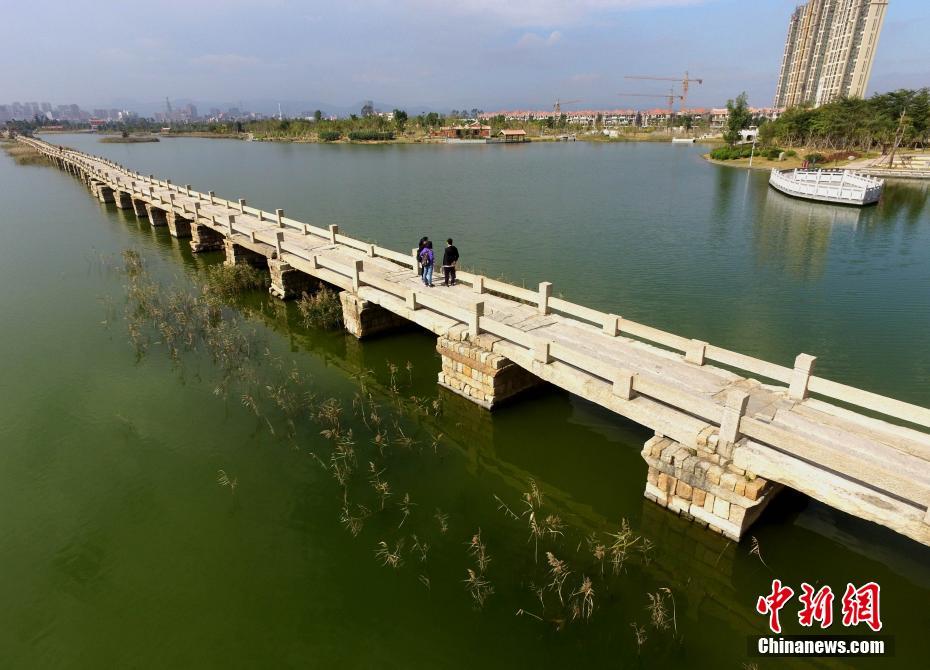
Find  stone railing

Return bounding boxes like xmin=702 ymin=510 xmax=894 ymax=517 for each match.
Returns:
xmin=23 ymin=137 xmax=930 ymax=434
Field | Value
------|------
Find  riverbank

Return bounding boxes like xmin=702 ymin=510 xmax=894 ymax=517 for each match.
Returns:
xmin=99 ymin=135 xmax=160 ymax=144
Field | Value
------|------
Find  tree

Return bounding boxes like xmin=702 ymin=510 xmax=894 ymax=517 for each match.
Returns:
xmin=424 ymin=112 xmax=440 ymax=127
xmin=393 ymin=109 xmax=408 ymax=132
xmin=313 ymin=110 xmax=322 ymax=123
xmin=361 ymin=101 xmax=374 ymax=117
xmin=723 ymin=92 xmax=752 ymax=146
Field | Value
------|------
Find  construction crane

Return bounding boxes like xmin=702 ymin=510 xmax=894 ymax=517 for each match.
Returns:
xmin=552 ymin=98 xmax=582 ymax=117
xmin=617 ymin=90 xmax=683 ymax=110
xmin=624 ymin=71 xmax=703 ymax=112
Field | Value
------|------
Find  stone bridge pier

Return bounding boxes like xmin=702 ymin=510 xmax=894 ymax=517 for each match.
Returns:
xmin=436 ymin=336 xmax=545 ymax=409
xmin=113 ymin=189 xmax=133 ymax=210
xmin=145 ymin=204 xmax=167 ymax=227
xmin=641 ymin=427 xmax=782 ymax=541
xmin=190 ymin=222 xmax=224 ymax=253
xmin=130 ymin=197 xmax=149 ymax=219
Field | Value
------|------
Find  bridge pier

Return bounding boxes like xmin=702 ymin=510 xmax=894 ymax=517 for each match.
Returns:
xmin=437 ymin=336 xmax=545 ymax=409
xmin=642 ymin=435 xmax=782 ymax=541
xmin=130 ymin=198 xmax=149 ymax=219
xmin=166 ymin=211 xmax=192 ymax=239
xmin=339 ymin=292 xmax=410 ymax=339
xmin=113 ymin=190 xmax=133 ymax=210
xmin=190 ymin=222 xmax=224 ymax=253
xmin=224 ymin=238 xmax=267 ymax=267
xmin=268 ymin=259 xmax=320 ymax=300
xmin=145 ymin=204 xmax=168 ymax=227
xmin=96 ymin=184 xmax=115 ymax=204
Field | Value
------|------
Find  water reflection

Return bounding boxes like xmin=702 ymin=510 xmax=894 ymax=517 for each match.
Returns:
xmin=751 ymin=189 xmax=855 ymax=281
xmin=879 ymin=179 xmax=929 ymax=225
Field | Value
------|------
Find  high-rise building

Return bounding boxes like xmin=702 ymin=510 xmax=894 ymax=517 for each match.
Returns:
xmin=774 ymin=0 xmax=888 ymax=109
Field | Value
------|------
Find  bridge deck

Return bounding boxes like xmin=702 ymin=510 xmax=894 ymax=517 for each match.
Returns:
xmin=24 ymin=137 xmax=930 ymax=546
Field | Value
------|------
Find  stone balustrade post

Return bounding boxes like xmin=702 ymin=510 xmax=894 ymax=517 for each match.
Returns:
xmin=238 ymin=198 xmax=246 ymax=213
xmin=406 ymin=291 xmax=419 ymax=311
xmin=469 ymin=301 xmax=484 ymax=338
xmin=612 ymin=370 xmax=635 ymax=399
xmin=534 ymin=340 xmax=553 ymax=364
xmin=603 ymin=314 xmax=621 ymax=336
xmin=538 ymin=281 xmax=552 ymax=315
xmin=788 ymin=354 xmax=816 ymax=400
xmin=275 ymin=231 xmax=284 ymax=258
xmin=276 ymin=209 xmax=284 ymax=228
xmin=473 ymin=275 xmax=485 ymax=294
xmin=719 ymin=390 xmax=750 ymax=444
xmin=685 ymin=339 xmax=708 ymax=365
xmin=367 ymin=244 xmax=375 ymax=257
xmin=329 ymin=224 xmax=339 ymax=245
xmin=352 ymin=260 xmax=363 ymax=292
xmin=209 ymin=190 xmax=215 ymax=205
xmin=226 ymin=214 xmax=235 ymax=235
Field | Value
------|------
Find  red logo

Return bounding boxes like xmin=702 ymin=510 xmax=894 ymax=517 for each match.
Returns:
xmin=756 ymin=580 xmax=882 ymax=633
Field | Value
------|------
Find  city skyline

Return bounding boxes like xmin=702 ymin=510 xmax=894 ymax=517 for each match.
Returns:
xmin=2 ymin=1 xmax=926 ymax=114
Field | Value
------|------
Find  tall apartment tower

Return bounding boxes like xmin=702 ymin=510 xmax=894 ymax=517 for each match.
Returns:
xmin=774 ymin=0 xmax=888 ymax=109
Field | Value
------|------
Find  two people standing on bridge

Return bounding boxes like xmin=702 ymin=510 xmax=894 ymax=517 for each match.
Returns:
xmin=418 ymin=237 xmax=459 ymax=287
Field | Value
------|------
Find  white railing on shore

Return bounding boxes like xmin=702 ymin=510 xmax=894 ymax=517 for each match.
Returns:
xmin=21 ymin=137 xmax=930 ymax=435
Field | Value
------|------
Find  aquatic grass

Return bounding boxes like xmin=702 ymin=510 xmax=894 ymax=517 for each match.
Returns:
xmin=217 ymin=469 xmax=239 ymax=494
xmin=205 ymin=262 xmax=269 ymax=299
xmin=375 ymin=540 xmax=404 ymax=568
xmin=749 ymin=536 xmax=769 ymax=569
xmin=296 ymin=287 xmax=343 ymax=329
xmin=1 ymin=141 xmax=50 ymax=166
xmin=631 ymin=622 xmax=648 ymax=653
xmin=570 ymin=576 xmax=595 ymax=622
xmin=464 ymin=568 xmax=494 ymax=609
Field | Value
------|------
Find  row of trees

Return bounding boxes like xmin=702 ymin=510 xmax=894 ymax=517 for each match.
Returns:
xmin=722 ymin=88 xmax=930 ymax=152
xmin=762 ymin=89 xmax=929 ymax=151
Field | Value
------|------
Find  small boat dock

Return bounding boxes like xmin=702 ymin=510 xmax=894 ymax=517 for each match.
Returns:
xmin=769 ymin=168 xmax=883 ymax=206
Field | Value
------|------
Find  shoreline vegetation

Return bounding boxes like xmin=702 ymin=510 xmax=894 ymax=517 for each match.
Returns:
xmin=99 ymin=135 xmax=160 ymax=144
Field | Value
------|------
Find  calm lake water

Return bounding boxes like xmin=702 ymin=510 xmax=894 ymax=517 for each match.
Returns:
xmin=1 ymin=135 xmax=928 ymax=668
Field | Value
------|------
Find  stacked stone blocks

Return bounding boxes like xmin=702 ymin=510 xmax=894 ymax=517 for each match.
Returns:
xmin=436 ymin=336 xmax=542 ymax=409
xmin=642 ymin=435 xmax=781 ymax=541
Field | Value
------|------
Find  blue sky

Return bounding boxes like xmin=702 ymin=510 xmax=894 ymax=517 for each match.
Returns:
xmin=3 ymin=0 xmax=927 ymax=113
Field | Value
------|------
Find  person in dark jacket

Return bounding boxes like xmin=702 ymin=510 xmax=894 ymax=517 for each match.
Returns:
xmin=419 ymin=240 xmax=435 ymax=287
xmin=442 ymin=238 xmax=459 ymax=286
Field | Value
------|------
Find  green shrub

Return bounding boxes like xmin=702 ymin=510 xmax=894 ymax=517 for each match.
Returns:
xmin=319 ymin=130 xmax=341 ymax=142
xmin=784 ymin=149 xmax=797 ymax=157
xmin=348 ymin=130 xmax=395 ymax=141
xmin=804 ymin=152 xmax=826 ymax=164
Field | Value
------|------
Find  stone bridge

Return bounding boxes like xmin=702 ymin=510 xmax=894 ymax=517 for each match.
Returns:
xmin=21 ymin=136 xmax=930 ymax=547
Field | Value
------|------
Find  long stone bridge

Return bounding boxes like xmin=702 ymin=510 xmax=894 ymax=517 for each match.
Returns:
xmin=21 ymin=136 xmax=930 ymax=547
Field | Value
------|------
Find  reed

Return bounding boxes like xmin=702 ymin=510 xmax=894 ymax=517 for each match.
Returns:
xmin=375 ymin=540 xmax=404 ymax=568
xmin=205 ymin=263 xmax=268 ymax=299
xmin=749 ymin=536 xmax=769 ymax=569
xmin=217 ymin=469 xmax=239 ymax=494
xmin=296 ymin=287 xmax=343 ymax=330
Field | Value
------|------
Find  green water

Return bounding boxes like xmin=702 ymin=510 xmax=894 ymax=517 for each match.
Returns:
xmin=1 ymin=136 xmax=928 ymax=668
